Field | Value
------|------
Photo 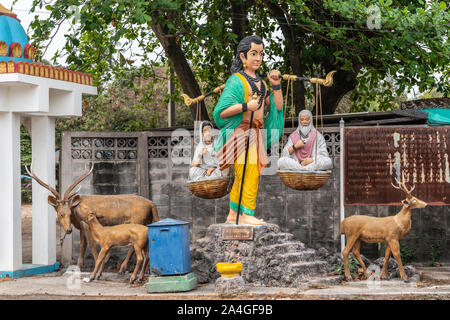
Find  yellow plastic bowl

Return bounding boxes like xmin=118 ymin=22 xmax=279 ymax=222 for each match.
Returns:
xmin=216 ymin=262 xmax=243 ymax=278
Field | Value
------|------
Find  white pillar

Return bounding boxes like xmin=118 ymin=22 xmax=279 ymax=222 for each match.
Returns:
xmin=31 ymin=116 xmax=56 ymax=265
xmin=0 ymin=112 xmax=22 ymax=271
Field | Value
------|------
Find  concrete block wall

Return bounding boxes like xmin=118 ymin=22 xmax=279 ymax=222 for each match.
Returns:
xmin=61 ymin=130 xmax=450 ymax=263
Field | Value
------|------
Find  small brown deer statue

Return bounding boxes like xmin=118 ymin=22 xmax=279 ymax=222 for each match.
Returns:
xmin=87 ymin=213 xmax=149 ymax=283
xmin=340 ymin=175 xmax=427 ymax=281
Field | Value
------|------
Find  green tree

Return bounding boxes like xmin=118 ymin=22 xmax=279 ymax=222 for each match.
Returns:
xmin=28 ymin=0 xmax=449 ymax=120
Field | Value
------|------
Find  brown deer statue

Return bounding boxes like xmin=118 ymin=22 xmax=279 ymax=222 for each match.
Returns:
xmin=86 ymin=213 xmax=149 ymax=283
xmin=26 ymin=163 xmax=159 ymax=271
xmin=340 ymin=175 xmax=427 ymax=281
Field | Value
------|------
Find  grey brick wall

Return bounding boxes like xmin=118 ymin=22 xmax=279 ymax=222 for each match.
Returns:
xmin=61 ymin=130 xmax=450 ymax=263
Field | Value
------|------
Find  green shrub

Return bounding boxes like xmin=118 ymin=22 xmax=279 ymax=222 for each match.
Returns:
xmin=333 ymin=255 xmax=361 ymax=277
xmin=400 ymin=245 xmax=416 ymax=265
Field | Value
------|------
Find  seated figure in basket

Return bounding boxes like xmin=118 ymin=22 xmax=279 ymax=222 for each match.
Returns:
xmin=278 ymin=110 xmax=332 ymax=172
xmin=189 ymin=121 xmax=224 ymax=181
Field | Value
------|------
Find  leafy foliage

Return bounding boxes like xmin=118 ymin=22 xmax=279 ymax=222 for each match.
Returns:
xmin=27 ymin=0 xmax=449 ymax=118
xmin=428 ymin=240 xmax=442 ymax=267
xmin=21 ymin=126 xmax=32 ymax=203
xmin=55 ymin=67 xmax=194 ymax=135
xmin=400 ymin=244 xmax=416 ymax=265
xmin=334 ymin=255 xmax=361 ymax=277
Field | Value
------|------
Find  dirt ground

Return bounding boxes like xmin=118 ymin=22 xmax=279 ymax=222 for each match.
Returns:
xmin=21 ymin=204 xmax=62 ymax=263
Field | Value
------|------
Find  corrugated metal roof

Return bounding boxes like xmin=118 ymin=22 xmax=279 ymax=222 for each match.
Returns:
xmin=401 ymin=97 xmax=450 ymax=110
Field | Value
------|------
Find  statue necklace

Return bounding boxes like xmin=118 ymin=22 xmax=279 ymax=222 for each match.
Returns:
xmin=240 ymin=71 xmax=266 ymax=110
xmin=299 ymin=130 xmax=309 ymax=144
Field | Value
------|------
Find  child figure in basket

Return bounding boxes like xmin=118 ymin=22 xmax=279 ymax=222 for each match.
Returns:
xmin=278 ymin=110 xmax=333 ymax=171
xmin=189 ymin=121 xmax=224 ymax=181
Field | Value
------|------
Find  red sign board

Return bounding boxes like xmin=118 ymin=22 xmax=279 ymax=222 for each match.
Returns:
xmin=344 ymin=127 xmax=449 ymax=205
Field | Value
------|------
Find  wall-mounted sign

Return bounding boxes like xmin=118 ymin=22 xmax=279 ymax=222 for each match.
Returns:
xmin=344 ymin=127 xmax=449 ymax=205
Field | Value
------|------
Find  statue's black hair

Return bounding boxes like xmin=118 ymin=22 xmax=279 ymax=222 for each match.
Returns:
xmin=230 ymin=35 xmax=263 ymax=74
xmin=201 ymin=121 xmax=214 ymax=132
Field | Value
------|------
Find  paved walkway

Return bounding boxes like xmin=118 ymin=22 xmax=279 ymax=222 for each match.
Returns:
xmin=0 ymin=266 xmax=449 ymax=300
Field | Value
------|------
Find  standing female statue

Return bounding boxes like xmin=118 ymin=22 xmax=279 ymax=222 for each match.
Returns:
xmin=213 ymin=35 xmax=284 ymax=226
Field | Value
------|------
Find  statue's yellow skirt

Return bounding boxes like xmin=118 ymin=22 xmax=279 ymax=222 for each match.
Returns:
xmin=229 ymin=144 xmax=259 ymax=216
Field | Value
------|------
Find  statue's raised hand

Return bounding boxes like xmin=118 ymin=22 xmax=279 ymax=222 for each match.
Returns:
xmin=294 ymin=140 xmax=305 ymax=149
xmin=268 ymin=70 xmax=281 ymax=85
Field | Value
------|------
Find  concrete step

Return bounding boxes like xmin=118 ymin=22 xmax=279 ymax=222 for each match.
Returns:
xmin=273 ymin=233 xmax=295 ymax=243
xmin=265 ymin=242 xmax=306 ymax=254
xmin=290 ymin=261 xmax=328 ymax=278
xmin=256 ymin=232 xmax=294 ymax=246
xmin=274 ymin=261 xmax=329 ymax=286
xmin=277 ymin=250 xmax=317 ymax=263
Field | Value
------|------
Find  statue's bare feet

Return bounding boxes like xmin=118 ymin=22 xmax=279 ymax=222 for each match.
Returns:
xmin=225 ymin=209 xmax=265 ymax=225
xmin=225 ymin=210 xmax=236 ymax=223
xmin=240 ymin=214 xmax=266 ymax=225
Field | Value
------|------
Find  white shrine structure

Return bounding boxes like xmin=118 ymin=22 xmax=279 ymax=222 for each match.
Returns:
xmin=0 ymin=4 xmax=96 ymax=277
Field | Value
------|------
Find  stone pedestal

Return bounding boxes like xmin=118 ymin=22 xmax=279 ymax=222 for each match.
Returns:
xmin=191 ymin=223 xmax=342 ymax=287
xmin=215 ymin=276 xmax=248 ymax=295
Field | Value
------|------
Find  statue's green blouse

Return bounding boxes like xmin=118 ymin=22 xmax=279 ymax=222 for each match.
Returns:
xmin=213 ymin=74 xmax=284 ymax=152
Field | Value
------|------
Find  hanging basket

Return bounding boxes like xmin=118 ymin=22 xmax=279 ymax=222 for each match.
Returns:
xmin=278 ymin=170 xmax=331 ymax=191
xmin=187 ymin=174 xmax=234 ymax=199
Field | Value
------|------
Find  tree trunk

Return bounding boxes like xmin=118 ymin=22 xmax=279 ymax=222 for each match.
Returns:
xmin=231 ymin=0 xmax=247 ymax=45
xmin=151 ymin=19 xmax=209 ymax=122
xmin=316 ymin=69 xmax=358 ymax=115
xmin=264 ymin=1 xmax=306 ymax=115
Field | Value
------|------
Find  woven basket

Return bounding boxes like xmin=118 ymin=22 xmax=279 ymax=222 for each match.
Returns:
xmin=188 ymin=175 xmax=234 ymax=199
xmin=278 ymin=170 xmax=331 ymax=191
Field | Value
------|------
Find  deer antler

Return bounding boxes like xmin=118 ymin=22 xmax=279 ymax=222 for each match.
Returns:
xmin=400 ymin=181 xmax=415 ymax=196
xmin=67 ymin=185 xmax=82 ymax=200
xmin=25 ymin=165 xmax=61 ymax=199
xmin=64 ymin=162 xmax=94 ymax=200
xmin=391 ymin=172 xmax=415 ymax=197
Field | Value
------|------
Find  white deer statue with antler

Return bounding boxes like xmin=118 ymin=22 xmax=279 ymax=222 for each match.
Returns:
xmin=340 ymin=174 xmax=427 ymax=281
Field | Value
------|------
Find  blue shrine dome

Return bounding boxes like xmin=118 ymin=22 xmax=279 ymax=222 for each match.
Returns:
xmin=0 ymin=2 xmax=92 ymax=86
xmin=0 ymin=4 xmax=35 ymax=62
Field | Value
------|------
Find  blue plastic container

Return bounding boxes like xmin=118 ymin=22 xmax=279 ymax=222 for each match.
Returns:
xmin=147 ymin=218 xmax=191 ymax=276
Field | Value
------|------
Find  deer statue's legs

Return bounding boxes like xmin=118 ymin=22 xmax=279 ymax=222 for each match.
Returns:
xmin=95 ymin=248 xmax=112 ymax=280
xmin=137 ymin=242 xmax=149 ymax=282
xmin=129 ymin=245 xmax=144 ymax=284
xmin=118 ymin=247 xmax=135 ymax=274
xmin=81 ymin=221 xmax=99 ymax=262
xmin=388 ymin=239 xmax=408 ymax=281
xmin=342 ymin=234 xmax=359 ymax=281
xmin=90 ymin=247 xmax=109 ymax=281
xmin=380 ymin=244 xmax=391 ymax=279
xmin=352 ymin=240 xmax=369 ymax=277
xmin=77 ymin=227 xmax=87 ymax=268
